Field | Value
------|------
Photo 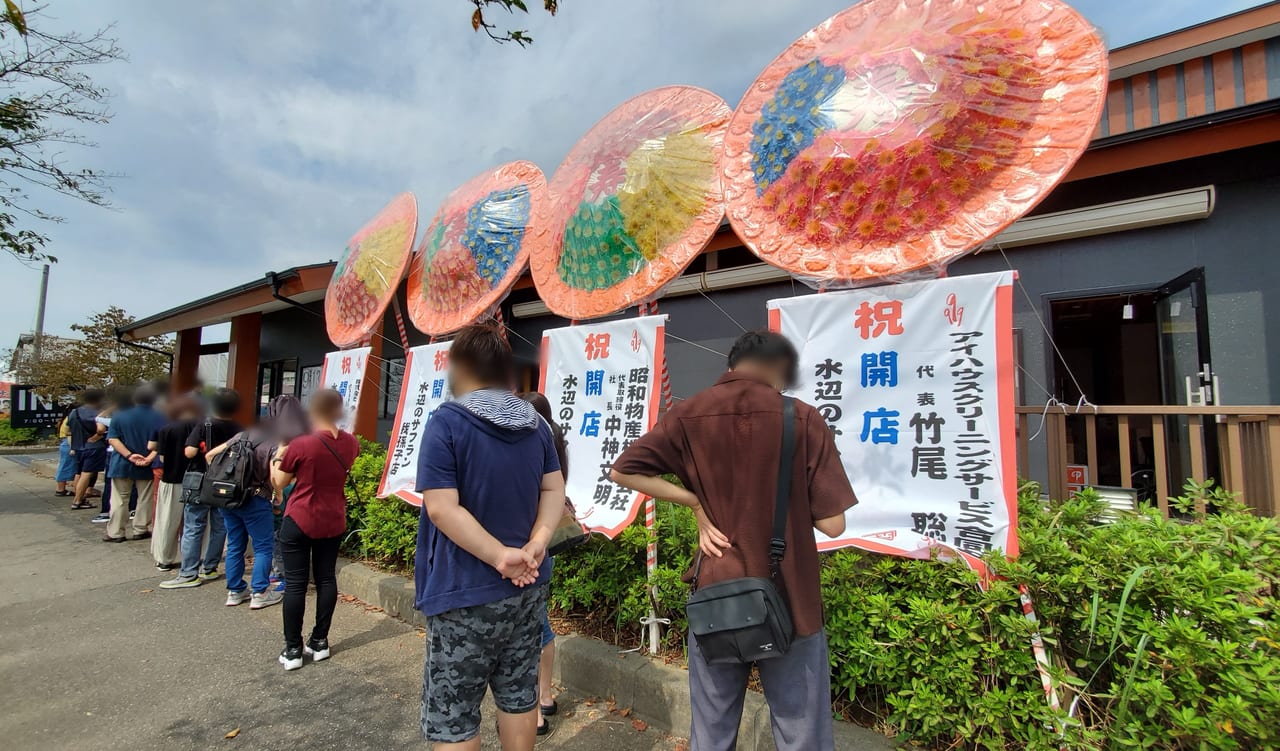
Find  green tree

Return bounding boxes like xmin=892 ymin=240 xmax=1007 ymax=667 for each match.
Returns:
xmin=469 ymin=0 xmax=558 ymax=46
xmin=15 ymin=306 xmax=170 ymax=398
xmin=0 ymin=2 xmax=123 ymax=264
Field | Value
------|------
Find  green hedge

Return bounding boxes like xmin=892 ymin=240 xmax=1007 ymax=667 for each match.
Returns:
xmin=344 ymin=438 xmax=1280 ymax=749
xmin=342 ymin=439 xmax=419 ymax=569
xmin=0 ymin=418 xmax=39 ymax=446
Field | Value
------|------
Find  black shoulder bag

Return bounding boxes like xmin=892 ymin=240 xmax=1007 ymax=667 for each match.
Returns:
xmin=686 ymin=396 xmax=797 ymax=664
xmin=180 ymin=418 xmax=212 ymax=504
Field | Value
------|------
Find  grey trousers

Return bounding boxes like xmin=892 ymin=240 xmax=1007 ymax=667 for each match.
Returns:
xmin=688 ymin=630 xmax=834 ymax=751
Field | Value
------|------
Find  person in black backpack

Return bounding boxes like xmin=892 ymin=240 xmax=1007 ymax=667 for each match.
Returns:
xmin=158 ymin=389 xmax=240 ymax=590
xmin=68 ymin=389 xmax=107 ymax=510
xmin=202 ymin=397 xmax=282 ymax=611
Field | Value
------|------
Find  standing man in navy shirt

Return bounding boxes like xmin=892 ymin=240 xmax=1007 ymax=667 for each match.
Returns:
xmin=104 ymin=385 xmax=162 ymax=543
xmin=414 ymin=325 xmax=565 ymax=751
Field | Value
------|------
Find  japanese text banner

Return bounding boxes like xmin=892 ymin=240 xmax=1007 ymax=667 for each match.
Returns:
xmin=379 ymin=341 xmax=453 ymax=505
xmin=768 ymin=271 xmax=1017 ymax=569
xmin=320 ymin=346 xmax=371 ymax=433
xmin=541 ymin=316 xmax=665 ymax=538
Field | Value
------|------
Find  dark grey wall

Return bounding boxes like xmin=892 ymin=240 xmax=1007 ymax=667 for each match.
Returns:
xmin=953 ymin=172 xmax=1280 ymax=408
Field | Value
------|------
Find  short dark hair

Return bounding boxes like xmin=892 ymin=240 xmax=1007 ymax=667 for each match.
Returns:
xmin=134 ymin=384 xmax=158 ymax=407
xmin=450 ymin=324 xmax=514 ymax=388
xmin=80 ymin=388 xmax=105 ymax=407
xmin=728 ymin=330 xmax=799 ymax=388
xmin=210 ymin=388 xmax=241 ymax=418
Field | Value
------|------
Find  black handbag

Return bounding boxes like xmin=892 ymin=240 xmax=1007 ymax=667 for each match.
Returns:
xmin=686 ymin=396 xmax=797 ymax=665
xmin=180 ymin=418 xmax=212 ymax=504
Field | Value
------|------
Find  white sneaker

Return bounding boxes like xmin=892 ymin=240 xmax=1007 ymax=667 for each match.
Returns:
xmin=250 ymin=589 xmax=283 ymax=610
xmin=304 ymin=639 xmax=331 ymax=662
xmin=225 ymin=589 xmax=250 ymax=606
xmin=279 ymin=647 xmax=303 ymax=671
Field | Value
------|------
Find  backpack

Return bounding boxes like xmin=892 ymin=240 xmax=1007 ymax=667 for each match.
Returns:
xmin=200 ymin=434 xmax=261 ymax=509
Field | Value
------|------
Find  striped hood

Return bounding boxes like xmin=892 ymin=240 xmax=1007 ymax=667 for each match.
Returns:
xmin=453 ymin=388 xmax=540 ymax=433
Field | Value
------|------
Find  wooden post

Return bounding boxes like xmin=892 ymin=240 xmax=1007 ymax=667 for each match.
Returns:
xmin=352 ymin=333 xmax=384 ymax=443
xmin=1151 ymin=416 xmax=1169 ymax=516
xmin=1017 ymin=413 xmax=1029 ymax=479
xmin=1118 ymin=414 xmax=1133 ymax=488
xmin=1085 ymin=414 xmax=1099 ymax=489
xmin=1267 ymin=416 xmax=1280 ymax=519
xmin=226 ymin=313 xmax=261 ymax=426
xmin=1225 ymin=417 xmax=1246 ymax=503
xmin=172 ymin=328 xmax=202 ymax=394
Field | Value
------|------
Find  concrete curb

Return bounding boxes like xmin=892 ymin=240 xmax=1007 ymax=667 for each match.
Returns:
xmin=335 ymin=560 xmax=894 ymax=750
xmin=0 ymin=445 xmax=58 ymax=455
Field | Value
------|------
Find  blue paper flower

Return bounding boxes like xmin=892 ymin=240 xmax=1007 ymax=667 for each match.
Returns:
xmin=749 ymin=59 xmax=845 ymax=194
xmin=462 ymin=185 xmax=531 ymax=288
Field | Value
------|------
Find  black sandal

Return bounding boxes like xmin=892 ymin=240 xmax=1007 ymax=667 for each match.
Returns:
xmin=70 ymin=502 xmax=94 ymax=510
xmin=537 ymin=716 xmax=550 ymax=736
xmin=540 ymin=700 xmax=558 ymax=716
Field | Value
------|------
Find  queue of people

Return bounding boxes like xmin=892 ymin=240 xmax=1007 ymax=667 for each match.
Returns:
xmin=50 ymin=324 xmax=846 ymax=751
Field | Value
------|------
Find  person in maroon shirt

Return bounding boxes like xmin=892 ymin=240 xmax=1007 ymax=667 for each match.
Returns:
xmin=270 ymin=388 xmax=359 ymax=671
xmin=611 ymin=330 xmax=858 ymax=751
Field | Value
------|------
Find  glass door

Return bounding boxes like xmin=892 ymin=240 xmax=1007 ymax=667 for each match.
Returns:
xmin=1154 ymin=268 xmax=1218 ymax=492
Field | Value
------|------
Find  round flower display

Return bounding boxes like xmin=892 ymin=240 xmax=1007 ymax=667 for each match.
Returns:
xmin=721 ymin=0 xmax=1108 ymax=284
xmin=325 ymin=192 xmax=417 ymax=347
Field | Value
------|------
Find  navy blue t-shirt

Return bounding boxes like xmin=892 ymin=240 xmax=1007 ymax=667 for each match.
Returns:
xmin=414 ymin=402 xmax=560 ymax=616
xmin=107 ymin=405 xmax=162 ymax=480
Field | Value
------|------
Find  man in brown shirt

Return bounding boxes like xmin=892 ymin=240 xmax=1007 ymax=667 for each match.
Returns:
xmin=611 ymin=330 xmax=857 ymax=751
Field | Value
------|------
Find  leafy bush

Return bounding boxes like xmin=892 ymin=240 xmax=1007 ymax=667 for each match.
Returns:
xmin=338 ymin=437 xmax=1280 ymax=749
xmin=550 ymin=501 xmax=697 ymax=648
xmin=341 ymin=439 xmax=420 ymax=570
xmin=0 ymin=418 xmax=38 ymax=446
xmin=553 ymin=480 xmax=1280 ymax=749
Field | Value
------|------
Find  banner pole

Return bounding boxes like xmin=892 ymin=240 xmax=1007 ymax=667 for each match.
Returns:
xmin=1018 ymin=583 xmax=1065 ymax=741
xmin=390 ymin=297 xmax=411 ymax=351
xmin=640 ymin=300 xmax=672 ymax=655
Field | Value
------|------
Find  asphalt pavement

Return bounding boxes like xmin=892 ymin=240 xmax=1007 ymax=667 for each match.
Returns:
xmin=0 ymin=460 xmax=685 ymax=751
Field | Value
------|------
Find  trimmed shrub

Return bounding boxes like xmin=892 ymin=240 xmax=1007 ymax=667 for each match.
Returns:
xmin=343 ymin=438 xmax=1280 ymax=748
xmin=0 ymin=418 xmax=38 ymax=446
xmin=341 ymin=439 xmax=420 ymax=570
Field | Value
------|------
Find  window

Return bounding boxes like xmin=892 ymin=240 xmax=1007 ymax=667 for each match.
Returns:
xmin=382 ymin=357 xmax=405 ymax=419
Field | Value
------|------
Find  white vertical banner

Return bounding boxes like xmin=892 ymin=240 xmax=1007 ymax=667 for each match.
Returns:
xmin=768 ymin=271 xmax=1018 ymax=571
xmin=319 ymin=346 xmax=371 ymax=432
xmin=541 ymin=316 xmax=665 ymax=538
xmin=378 ymin=341 xmax=453 ymax=505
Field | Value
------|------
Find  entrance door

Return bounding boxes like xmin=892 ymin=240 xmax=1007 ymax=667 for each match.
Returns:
xmin=1154 ymin=268 xmax=1218 ymax=490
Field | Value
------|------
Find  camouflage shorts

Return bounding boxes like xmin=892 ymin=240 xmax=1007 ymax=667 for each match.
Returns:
xmin=420 ymin=585 xmax=548 ymax=743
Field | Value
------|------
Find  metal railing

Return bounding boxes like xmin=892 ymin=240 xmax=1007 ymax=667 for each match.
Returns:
xmin=1015 ymin=405 xmax=1280 ymax=517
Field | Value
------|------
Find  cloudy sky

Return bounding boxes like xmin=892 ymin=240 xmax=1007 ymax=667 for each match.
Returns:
xmin=0 ymin=0 xmax=1266 ymax=349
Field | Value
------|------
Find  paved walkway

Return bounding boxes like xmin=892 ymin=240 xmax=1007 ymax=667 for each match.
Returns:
xmin=0 ymin=461 xmax=685 ymax=750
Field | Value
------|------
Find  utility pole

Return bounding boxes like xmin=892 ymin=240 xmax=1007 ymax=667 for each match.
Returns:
xmin=32 ymin=263 xmax=49 ymax=368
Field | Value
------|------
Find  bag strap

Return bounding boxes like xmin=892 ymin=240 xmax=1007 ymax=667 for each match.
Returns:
xmin=202 ymin=417 xmax=213 ymax=456
xmin=770 ymin=396 xmax=797 ymax=578
xmin=317 ymin=432 xmax=361 ymax=503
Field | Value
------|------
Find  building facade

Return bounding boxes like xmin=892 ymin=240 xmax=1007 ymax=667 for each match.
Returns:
xmin=120 ymin=5 xmax=1280 ymax=512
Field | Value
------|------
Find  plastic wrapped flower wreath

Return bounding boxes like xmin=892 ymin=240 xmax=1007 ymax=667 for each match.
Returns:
xmin=324 ymin=192 xmax=418 ymax=347
xmin=721 ymin=0 xmax=1108 ymax=285
xmin=407 ymin=161 xmax=548 ymax=336
xmin=532 ymin=85 xmax=731 ymax=320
